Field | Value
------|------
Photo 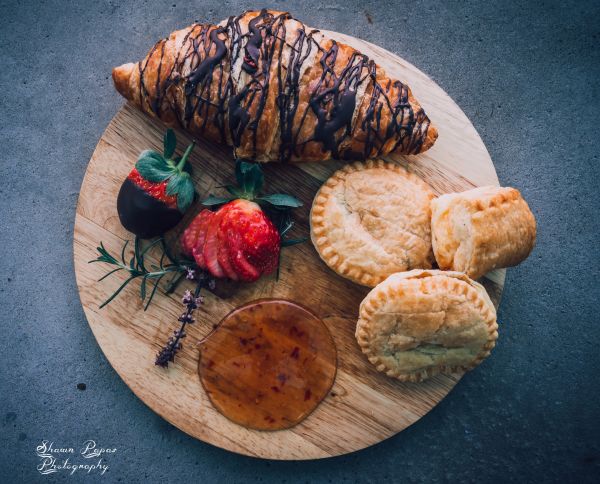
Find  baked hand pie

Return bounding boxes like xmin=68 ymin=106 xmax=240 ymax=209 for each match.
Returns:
xmin=355 ymin=270 xmax=498 ymax=382
xmin=431 ymin=186 xmax=536 ymax=280
xmin=310 ymin=160 xmax=435 ymax=287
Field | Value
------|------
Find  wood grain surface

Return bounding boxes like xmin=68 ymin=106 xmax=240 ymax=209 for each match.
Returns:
xmin=73 ymin=30 xmax=505 ymax=460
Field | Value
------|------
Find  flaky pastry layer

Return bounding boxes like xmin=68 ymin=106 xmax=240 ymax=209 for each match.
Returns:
xmin=431 ymin=186 xmax=536 ymax=280
xmin=112 ymin=9 xmax=437 ymax=162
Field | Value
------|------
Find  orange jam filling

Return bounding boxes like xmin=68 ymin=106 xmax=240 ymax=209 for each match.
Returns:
xmin=198 ymin=299 xmax=337 ymax=430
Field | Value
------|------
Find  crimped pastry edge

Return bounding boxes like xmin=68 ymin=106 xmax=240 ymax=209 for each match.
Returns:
xmin=310 ymin=160 xmax=435 ymax=287
xmin=355 ymin=269 xmax=499 ymax=382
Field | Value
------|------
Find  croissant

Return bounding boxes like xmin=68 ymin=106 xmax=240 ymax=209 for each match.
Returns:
xmin=112 ymin=9 xmax=438 ymax=162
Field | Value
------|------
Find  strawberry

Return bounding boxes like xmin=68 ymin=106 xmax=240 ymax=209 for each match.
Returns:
xmin=117 ymin=129 xmax=196 ymax=239
xmin=191 ymin=211 xmax=213 ymax=269
xmin=202 ymin=210 xmax=226 ymax=278
xmin=181 ymin=209 xmax=212 ymax=258
xmin=217 ymin=217 xmax=240 ymax=281
xmin=127 ymin=168 xmax=178 ymax=208
xmin=225 ymin=226 xmax=261 ymax=281
xmin=220 ymin=200 xmax=280 ymax=281
xmin=181 ymin=160 xmax=304 ymax=283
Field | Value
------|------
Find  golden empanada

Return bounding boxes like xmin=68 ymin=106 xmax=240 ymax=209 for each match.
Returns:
xmin=356 ymin=269 xmax=498 ymax=382
xmin=431 ymin=186 xmax=536 ymax=280
xmin=310 ymin=160 xmax=435 ymax=287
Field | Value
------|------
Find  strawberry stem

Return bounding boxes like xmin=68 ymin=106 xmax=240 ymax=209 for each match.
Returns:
xmin=176 ymin=141 xmax=196 ymax=171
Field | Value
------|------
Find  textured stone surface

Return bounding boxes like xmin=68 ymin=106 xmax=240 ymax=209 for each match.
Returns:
xmin=1 ymin=0 xmax=599 ymax=482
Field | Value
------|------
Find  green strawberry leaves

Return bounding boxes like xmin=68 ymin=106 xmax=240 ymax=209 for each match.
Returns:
xmin=203 ymin=159 xmax=302 ymax=210
xmin=140 ymin=149 xmax=166 ymax=163
xmin=201 ymin=159 xmax=305 ymax=253
xmin=168 ymin=173 xmax=195 ymax=212
xmin=135 ymin=129 xmax=197 ymax=213
xmin=258 ymin=193 xmax=303 ymax=208
xmin=202 ymin=194 xmax=234 ymax=206
xmin=236 ymin=160 xmax=264 ymax=197
xmin=137 ymin=153 xmax=173 ymax=182
xmin=225 ymin=185 xmax=245 ymax=199
xmin=163 ymin=129 xmax=177 ymax=159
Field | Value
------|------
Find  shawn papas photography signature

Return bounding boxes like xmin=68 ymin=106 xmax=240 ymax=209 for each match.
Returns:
xmin=36 ymin=440 xmax=116 ymax=475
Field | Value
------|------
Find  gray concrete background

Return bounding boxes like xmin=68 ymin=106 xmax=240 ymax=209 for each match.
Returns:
xmin=1 ymin=0 xmax=598 ymax=482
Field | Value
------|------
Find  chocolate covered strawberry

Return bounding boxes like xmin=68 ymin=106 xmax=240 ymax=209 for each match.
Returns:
xmin=117 ymin=129 xmax=196 ymax=239
xmin=181 ymin=160 xmax=303 ymax=282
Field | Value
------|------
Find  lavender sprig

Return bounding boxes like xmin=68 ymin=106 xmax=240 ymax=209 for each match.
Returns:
xmin=155 ymin=273 xmax=213 ymax=368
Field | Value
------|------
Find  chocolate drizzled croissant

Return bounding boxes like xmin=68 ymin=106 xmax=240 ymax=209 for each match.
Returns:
xmin=112 ymin=9 xmax=438 ymax=162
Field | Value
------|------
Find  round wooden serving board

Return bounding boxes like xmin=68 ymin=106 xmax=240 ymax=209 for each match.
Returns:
xmin=74 ymin=30 xmax=505 ymax=460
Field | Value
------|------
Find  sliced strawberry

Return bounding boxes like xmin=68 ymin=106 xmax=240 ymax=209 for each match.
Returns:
xmin=226 ymin=228 xmax=261 ymax=282
xmin=219 ymin=202 xmax=254 ymax=281
xmin=217 ymin=199 xmax=280 ymax=282
xmin=180 ymin=196 xmax=283 ymax=283
xmin=181 ymin=224 xmax=199 ymax=258
xmin=217 ymin=221 xmax=239 ymax=281
xmin=243 ymin=221 xmax=280 ymax=275
xmin=192 ymin=210 xmax=213 ymax=269
xmin=203 ymin=210 xmax=225 ymax=278
xmin=181 ymin=210 xmax=211 ymax=257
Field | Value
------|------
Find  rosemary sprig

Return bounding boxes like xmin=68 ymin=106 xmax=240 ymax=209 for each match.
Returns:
xmin=92 ymin=235 xmax=214 ymax=368
xmin=90 ymin=236 xmax=196 ymax=310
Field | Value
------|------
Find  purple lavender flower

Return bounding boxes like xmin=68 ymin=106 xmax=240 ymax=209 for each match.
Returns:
xmin=178 ymin=313 xmax=195 ymax=324
xmin=181 ymin=290 xmax=193 ymax=305
xmin=156 ymin=274 xmax=214 ymax=368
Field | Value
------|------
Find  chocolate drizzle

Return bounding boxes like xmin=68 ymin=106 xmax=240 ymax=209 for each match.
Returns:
xmin=134 ymin=9 xmax=433 ymax=161
xmin=229 ymin=89 xmax=251 ymax=146
xmin=306 ymin=45 xmax=367 ymax=158
xmin=138 ymin=40 xmax=166 ymax=116
xmin=179 ymin=25 xmax=232 ymax=140
xmin=186 ymin=27 xmax=228 ymax=94
xmin=276 ymin=27 xmax=313 ymax=161
xmin=242 ymin=9 xmax=267 ymax=73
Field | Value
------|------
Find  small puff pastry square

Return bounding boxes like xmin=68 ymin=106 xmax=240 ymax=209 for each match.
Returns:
xmin=431 ymin=186 xmax=536 ymax=280
xmin=356 ymin=269 xmax=498 ymax=382
xmin=310 ymin=160 xmax=435 ymax=287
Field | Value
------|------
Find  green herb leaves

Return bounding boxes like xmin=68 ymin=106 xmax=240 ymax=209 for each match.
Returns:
xmin=137 ymin=152 xmax=174 ymax=182
xmin=200 ymin=159 xmax=306 ymax=261
xmin=90 ymin=236 xmax=196 ymax=311
xmin=202 ymin=194 xmax=233 ymax=206
xmin=135 ymin=129 xmax=196 ymax=213
xmin=163 ymin=128 xmax=177 ymax=159
xmin=202 ymin=159 xmax=302 ymax=210
xmin=236 ymin=160 xmax=264 ymax=196
xmin=166 ymin=171 xmax=195 ymax=212
xmin=257 ymin=193 xmax=303 ymax=208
